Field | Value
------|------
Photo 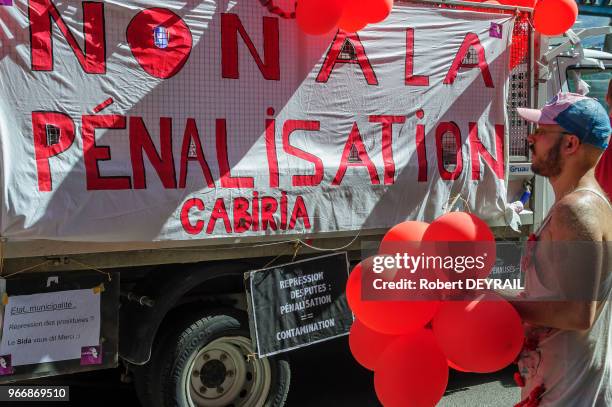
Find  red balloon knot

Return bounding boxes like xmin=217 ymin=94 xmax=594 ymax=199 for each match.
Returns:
xmin=515 ymin=384 xmax=545 ymax=407
xmin=524 ymin=337 xmax=539 ymax=351
xmin=513 ymin=372 xmax=525 ymax=387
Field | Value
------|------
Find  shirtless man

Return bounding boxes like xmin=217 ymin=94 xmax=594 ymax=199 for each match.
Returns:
xmin=510 ymin=93 xmax=612 ymax=406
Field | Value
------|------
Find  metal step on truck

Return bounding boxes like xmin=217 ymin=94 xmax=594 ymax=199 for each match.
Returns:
xmin=0 ymin=0 xmax=606 ymax=405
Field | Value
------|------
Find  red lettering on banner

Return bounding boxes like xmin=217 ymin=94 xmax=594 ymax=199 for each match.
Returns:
xmin=282 ymin=120 xmax=324 ymax=187
xmin=178 ymin=193 xmax=311 ymax=235
xmin=126 ymin=8 xmax=193 ymax=79
xmin=265 ymin=117 xmax=279 ymax=188
xmin=289 ymin=195 xmax=311 ymax=230
xmin=180 ymin=198 xmax=205 ymax=235
xmin=435 ymin=122 xmax=463 ymax=180
xmin=82 ymin=114 xmax=131 ymax=190
xmin=260 ymin=196 xmax=278 ymax=231
xmin=370 ymin=115 xmax=406 ymax=185
xmin=233 ymin=197 xmax=252 ymax=233
xmin=216 ymin=119 xmax=255 ymax=188
xmin=31 ymin=111 xmax=76 ymax=192
xmin=416 ymin=123 xmax=428 ymax=182
xmin=207 ymin=198 xmax=232 ymax=234
xmin=93 ymin=98 xmax=114 ymax=113
xmin=252 ymin=191 xmax=260 ymax=231
xmin=280 ymin=190 xmax=288 ymax=230
xmin=444 ymin=33 xmax=494 ymax=88
xmin=179 ymin=118 xmax=215 ymax=188
xmin=129 ymin=117 xmax=177 ymax=189
xmin=333 ymin=123 xmax=380 ymax=185
xmin=29 ymin=0 xmax=106 ymax=73
xmin=221 ymin=14 xmax=280 ymax=80
xmin=405 ymin=28 xmax=429 ymax=86
xmin=468 ymin=123 xmax=505 ymax=180
xmin=316 ymin=31 xmax=378 ymax=85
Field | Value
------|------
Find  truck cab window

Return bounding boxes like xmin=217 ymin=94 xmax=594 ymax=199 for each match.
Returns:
xmin=567 ymin=68 xmax=612 ymax=109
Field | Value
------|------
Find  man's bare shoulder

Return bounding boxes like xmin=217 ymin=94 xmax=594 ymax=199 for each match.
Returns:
xmin=549 ymin=190 xmax=610 ymax=241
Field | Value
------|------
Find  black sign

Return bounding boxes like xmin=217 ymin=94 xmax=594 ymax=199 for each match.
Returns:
xmin=246 ymin=253 xmax=353 ymax=357
xmin=489 ymin=241 xmax=523 ymax=282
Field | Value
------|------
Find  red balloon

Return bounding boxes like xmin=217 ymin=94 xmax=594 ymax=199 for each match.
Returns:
xmin=346 ymin=261 xmax=439 ymax=334
xmin=338 ymin=18 xmax=368 ymax=33
xmin=349 ymin=319 xmax=398 ymax=371
xmin=366 ymin=0 xmax=393 ymax=24
xmin=533 ymin=0 xmax=578 ymax=36
xmin=423 ymin=212 xmax=494 ymax=243
xmin=432 ymin=291 xmax=524 ymax=373
xmin=379 ymin=220 xmax=429 ymax=256
xmin=374 ymin=330 xmax=449 ymax=407
xmin=338 ymin=0 xmax=370 ymax=32
xmin=422 ymin=212 xmax=496 ymax=280
xmin=297 ymin=0 xmax=345 ymax=35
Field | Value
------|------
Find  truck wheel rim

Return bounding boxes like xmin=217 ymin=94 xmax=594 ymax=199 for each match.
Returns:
xmin=185 ymin=336 xmax=272 ymax=407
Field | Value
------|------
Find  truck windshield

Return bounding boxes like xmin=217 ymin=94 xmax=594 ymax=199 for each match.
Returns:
xmin=572 ymin=15 xmax=611 ymax=49
xmin=567 ymin=68 xmax=612 ymax=109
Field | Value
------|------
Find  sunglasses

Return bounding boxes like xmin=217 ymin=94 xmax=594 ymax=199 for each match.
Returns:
xmin=531 ymin=128 xmax=573 ymax=137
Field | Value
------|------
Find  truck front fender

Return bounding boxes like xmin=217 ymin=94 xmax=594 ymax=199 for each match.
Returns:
xmin=119 ymin=262 xmax=247 ymax=365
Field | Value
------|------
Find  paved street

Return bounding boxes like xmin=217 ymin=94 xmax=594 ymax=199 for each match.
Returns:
xmin=287 ymin=336 xmax=520 ymax=407
xmin=18 ymin=335 xmax=520 ymax=406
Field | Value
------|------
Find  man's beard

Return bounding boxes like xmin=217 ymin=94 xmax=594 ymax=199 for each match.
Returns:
xmin=531 ymin=137 xmax=563 ymax=177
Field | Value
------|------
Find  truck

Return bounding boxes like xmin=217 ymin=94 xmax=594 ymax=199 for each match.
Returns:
xmin=0 ymin=0 xmax=607 ymax=405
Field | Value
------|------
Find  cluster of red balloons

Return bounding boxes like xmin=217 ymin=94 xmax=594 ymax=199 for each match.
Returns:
xmin=346 ymin=212 xmax=524 ymax=407
xmin=297 ymin=0 xmax=578 ymax=37
xmin=297 ymin=0 xmax=393 ymax=35
xmin=474 ymin=0 xmax=578 ymax=37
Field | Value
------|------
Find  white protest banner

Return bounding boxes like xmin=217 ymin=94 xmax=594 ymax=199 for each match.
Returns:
xmin=0 ymin=1 xmax=513 ymax=242
xmin=0 ymin=289 xmax=101 ymax=366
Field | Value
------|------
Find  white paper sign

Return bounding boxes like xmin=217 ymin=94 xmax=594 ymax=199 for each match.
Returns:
xmin=0 ymin=289 xmax=101 ymax=366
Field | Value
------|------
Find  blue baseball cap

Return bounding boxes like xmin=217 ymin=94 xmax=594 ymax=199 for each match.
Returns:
xmin=517 ymin=92 xmax=611 ymax=149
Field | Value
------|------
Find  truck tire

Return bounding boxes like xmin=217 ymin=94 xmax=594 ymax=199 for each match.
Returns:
xmin=148 ymin=309 xmax=290 ymax=407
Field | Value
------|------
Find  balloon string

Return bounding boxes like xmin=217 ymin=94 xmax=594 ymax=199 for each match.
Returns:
xmin=260 ymin=0 xmax=297 ymax=19
xmin=519 ymin=9 xmax=536 ymax=33
xmin=446 ymin=194 xmax=472 ymax=214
